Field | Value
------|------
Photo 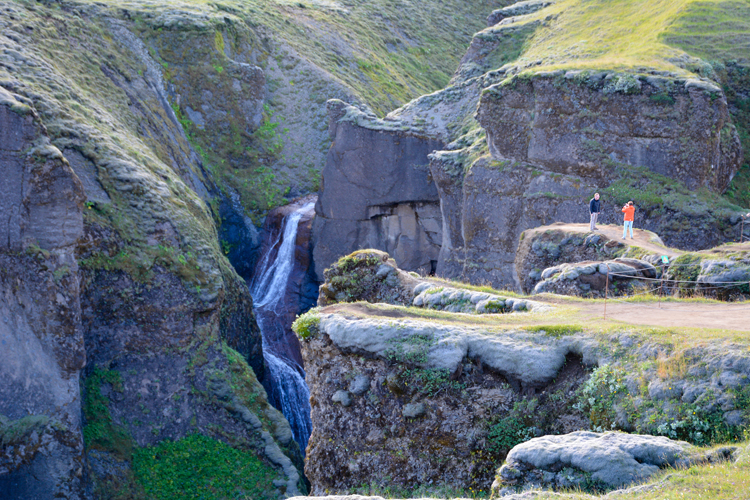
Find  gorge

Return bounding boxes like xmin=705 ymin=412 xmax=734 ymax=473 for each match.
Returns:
xmin=2 ymin=0 xmax=750 ymax=499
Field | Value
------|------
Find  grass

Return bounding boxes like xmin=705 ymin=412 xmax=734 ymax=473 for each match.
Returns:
xmin=509 ymin=445 xmax=750 ymax=500
xmin=349 ymin=481 xmax=490 ymax=499
xmin=132 ymin=433 xmax=278 ymax=500
xmin=500 ymin=0 xmax=750 ymax=78
xmin=323 ymin=291 xmax=750 ymax=343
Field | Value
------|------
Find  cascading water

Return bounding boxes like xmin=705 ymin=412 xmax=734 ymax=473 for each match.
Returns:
xmin=250 ymin=201 xmax=315 ymax=452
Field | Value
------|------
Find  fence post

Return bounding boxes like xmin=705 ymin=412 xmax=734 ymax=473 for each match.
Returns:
xmin=659 ymin=264 xmax=665 ymax=308
xmin=604 ymin=263 xmax=609 ymax=320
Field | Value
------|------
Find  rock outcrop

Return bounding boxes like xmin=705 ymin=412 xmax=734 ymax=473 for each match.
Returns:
xmin=0 ymin=89 xmax=87 ymax=499
xmin=513 ymin=224 xmax=750 ymax=299
xmin=312 ymin=101 xmax=445 ymax=280
xmin=1 ymin=4 xmax=306 ymax=497
xmin=298 ymin=253 xmax=750 ymax=495
xmin=477 ymin=74 xmax=741 ymax=192
xmin=492 ymin=431 xmax=704 ymax=495
xmin=312 ymin=0 xmax=748 ymax=291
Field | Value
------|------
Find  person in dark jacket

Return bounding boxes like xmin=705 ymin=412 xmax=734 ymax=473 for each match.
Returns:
xmin=589 ymin=193 xmax=601 ymax=231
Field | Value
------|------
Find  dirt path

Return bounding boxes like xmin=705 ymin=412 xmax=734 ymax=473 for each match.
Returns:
xmin=327 ymin=299 xmax=750 ymax=332
xmin=570 ymin=299 xmax=750 ymax=331
xmin=526 ymin=222 xmax=682 ymax=257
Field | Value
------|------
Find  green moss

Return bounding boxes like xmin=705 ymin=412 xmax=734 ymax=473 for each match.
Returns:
xmin=292 ymin=309 xmax=321 ymax=340
xmin=524 ymin=325 xmax=582 ymax=337
xmin=79 ymin=243 xmax=207 ymax=289
xmin=132 ymin=433 xmax=277 ymax=500
xmin=0 ymin=414 xmax=52 ymax=447
xmin=83 ymin=367 xmax=133 ymax=461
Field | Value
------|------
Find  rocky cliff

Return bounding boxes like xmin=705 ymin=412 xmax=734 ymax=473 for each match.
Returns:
xmin=0 ymin=88 xmax=87 ymax=499
xmin=297 ymin=251 xmax=750 ymax=495
xmin=0 ymin=4 xmax=301 ymax=498
xmin=312 ymin=0 xmax=750 ymax=290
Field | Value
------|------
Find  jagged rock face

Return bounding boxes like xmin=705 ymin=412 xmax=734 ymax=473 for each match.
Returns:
xmin=302 ymin=314 xmax=592 ymax=495
xmin=431 ymin=156 xmax=595 ymax=289
xmin=299 ymin=254 xmax=750 ymax=495
xmin=514 ymin=227 xmax=665 ymax=295
xmin=0 ymin=6 xmax=303 ymax=497
xmin=477 ymin=75 xmax=741 ymax=192
xmin=0 ymin=92 xmax=86 ymax=499
xmin=312 ymin=101 xmax=444 ymax=281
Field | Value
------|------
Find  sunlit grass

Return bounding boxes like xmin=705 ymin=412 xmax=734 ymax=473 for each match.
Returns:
xmin=504 ymin=0 xmax=750 ymax=77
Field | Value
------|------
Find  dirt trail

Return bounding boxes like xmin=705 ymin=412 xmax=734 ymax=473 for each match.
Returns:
xmin=326 ymin=300 xmax=750 ymax=332
xmin=576 ymin=300 xmax=750 ymax=332
xmin=526 ymin=222 xmax=682 ymax=257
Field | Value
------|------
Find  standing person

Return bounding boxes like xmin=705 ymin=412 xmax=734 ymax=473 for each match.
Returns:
xmin=622 ymin=201 xmax=635 ymax=239
xmin=589 ymin=193 xmax=601 ymax=231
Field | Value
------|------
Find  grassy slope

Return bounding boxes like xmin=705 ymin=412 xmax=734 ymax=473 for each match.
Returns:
xmin=64 ymin=0 xmax=507 ymax=218
xmin=93 ymin=0 xmax=508 ymax=115
xmin=487 ymin=0 xmax=750 ymax=208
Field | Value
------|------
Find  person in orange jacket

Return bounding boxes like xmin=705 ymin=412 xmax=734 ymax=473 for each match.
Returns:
xmin=622 ymin=201 xmax=635 ymax=239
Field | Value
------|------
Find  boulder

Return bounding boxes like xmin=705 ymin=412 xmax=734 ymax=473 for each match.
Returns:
xmin=492 ymin=431 xmax=695 ymax=495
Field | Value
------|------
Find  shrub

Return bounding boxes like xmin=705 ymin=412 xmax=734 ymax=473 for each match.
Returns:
xmin=576 ymin=365 xmax=628 ymax=431
xmin=292 ymin=309 xmax=321 ymax=340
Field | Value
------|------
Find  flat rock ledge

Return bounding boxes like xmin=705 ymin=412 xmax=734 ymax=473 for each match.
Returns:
xmin=491 ymin=431 xmax=696 ymax=496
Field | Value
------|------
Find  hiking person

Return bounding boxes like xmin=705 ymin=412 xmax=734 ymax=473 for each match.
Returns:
xmin=622 ymin=201 xmax=635 ymax=239
xmin=589 ymin=193 xmax=601 ymax=231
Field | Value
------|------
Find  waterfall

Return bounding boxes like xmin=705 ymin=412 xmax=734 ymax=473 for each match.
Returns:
xmin=250 ymin=201 xmax=315 ymax=452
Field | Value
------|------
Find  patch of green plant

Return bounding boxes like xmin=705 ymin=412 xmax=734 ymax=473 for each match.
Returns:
xmin=400 ymin=367 xmax=464 ymax=396
xmin=292 ymin=309 xmax=321 ymax=340
xmin=79 ymin=243 xmax=207 ymax=289
xmin=351 ymin=480 xmax=489 ymax=499
xmin=83 ymin=367 xmax=133 ymax=460
xmin=524 ymin=324 xmax=582 ymax=337
xmin=575 ymin=364 xmax=628 ymax=431
xmin=385 ymin=333 xmax=435 ymax=365
xmin=0 ymin=414 xmax=52 ymax=447
xmin=649 ymin=91 xmax=676 ymax=105
xmin=132 ymin=433 xmax=278 ymax=500
xmin=486 ymin=416 xmax=533 ymax=454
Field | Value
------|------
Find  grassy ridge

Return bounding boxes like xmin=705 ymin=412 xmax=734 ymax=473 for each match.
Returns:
xmin=500 ymin=0 xmax=750 ymax=77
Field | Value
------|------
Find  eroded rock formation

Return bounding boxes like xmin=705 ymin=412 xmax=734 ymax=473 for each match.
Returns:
xmin=312 ymin=101 xmax=444 ymax=280
xmin=0 ymin=89 xmax=87 ymax=499
xmin=298 ymin=252 xmax=750 ymax=495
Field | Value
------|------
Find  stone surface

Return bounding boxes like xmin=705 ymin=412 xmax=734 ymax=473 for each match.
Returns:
xmin=478 ymin=75 xmax=741 ymax=192
xmin=492 ymin=431 xmax=695 ymax=494
xmin=302 ymin=313 xmax=591 ymax=494
xmin=312 ymin=100 xmax=445 ymax=280
xmin=0 ymin=91 xmax=86 ymax=499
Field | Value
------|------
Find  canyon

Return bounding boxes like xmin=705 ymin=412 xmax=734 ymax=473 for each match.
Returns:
xmin=1 ymin=0 xmax=750 ymax=499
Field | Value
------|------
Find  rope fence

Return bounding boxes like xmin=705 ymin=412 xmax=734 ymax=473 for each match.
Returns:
xmin=601 ymin=264 xmax=750 ymax=319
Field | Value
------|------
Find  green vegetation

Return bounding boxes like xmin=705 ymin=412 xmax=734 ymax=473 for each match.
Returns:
xmin=132 ymin=433 xmax=277 ymax=500
xmin=0 ymin=414 xmax=51 ymax=447
xmin=504 ymin=0 xmax=749 ymax=78
xmin=351 ymin=481 xmax=489 ymax=499
xmin=486 ymin=416 xmax=533 ymax=453
xmin=83 ymin=368 xmax=133 ymax=460
xmin=605 ymin=165 xmax=744 ymax=220
xmin=292 ymin=308 xmax=321 ymax=340
xmin=575 ymin=365 xmax=627 ymax=432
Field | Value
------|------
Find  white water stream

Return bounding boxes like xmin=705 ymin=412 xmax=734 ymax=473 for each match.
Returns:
xmin=250 ymin=201 xmax=315 ymax=451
